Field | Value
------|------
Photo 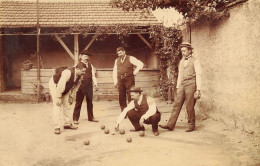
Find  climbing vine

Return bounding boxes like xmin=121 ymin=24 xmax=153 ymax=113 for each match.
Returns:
xmin=110 ymin=0 xmax=238 ymax=24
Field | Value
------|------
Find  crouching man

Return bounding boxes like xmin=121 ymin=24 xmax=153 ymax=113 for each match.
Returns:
xmin=115 ymin=86 xmax=161 ymax=136
xmin=49 ymin=62 xmax=87 ymax=134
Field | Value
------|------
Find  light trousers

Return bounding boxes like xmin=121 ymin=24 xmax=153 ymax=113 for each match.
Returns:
xmin=49 ymin=77 xmax=73 ymax=129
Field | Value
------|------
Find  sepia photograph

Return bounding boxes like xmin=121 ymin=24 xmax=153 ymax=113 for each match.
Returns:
xmin=0 ymin=0 xmax=259 ymax=165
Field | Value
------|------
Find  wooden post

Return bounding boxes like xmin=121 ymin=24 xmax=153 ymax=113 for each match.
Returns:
xmin=54 ymin=34 xmax=75 ymax=60
xmin=36 ymin=0 xmax=40 ymax=102
xmin=74 ymin=34 xmax=79 ymax=65
xmin=137 ymin=33 xmax=152 ymax=49
xmin=82 ymin=35 xmax=97 ymax=51
xmin=0 ymin=35 xmax=5 ymax=92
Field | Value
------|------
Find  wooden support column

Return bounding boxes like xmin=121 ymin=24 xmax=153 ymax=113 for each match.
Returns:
xmin=74 ymin=34 xmax=79 ymax=65
xmin=82 ymin=35 xmax=97 ymax=51
xmin=0 ymin=35 xmax=6 ymax=92
xmin=137 ymin=33 xmax=152 ymax=49
xmin=54 ymin=34 xmax=75 ymax=60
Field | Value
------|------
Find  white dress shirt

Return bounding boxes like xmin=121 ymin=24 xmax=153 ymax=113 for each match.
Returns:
xmin=112 ymin=55 xmax=144 ymax=85
xmin=116 ymin=94 xmax=157 ymax=124
xmin=56 ymin=69 xmax=76 ymax=98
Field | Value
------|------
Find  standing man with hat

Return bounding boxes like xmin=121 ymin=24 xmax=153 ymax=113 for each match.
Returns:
xmin=114 ymin=86 xmax=161 ymax=136
xmin=49 ymin=62 xmax=87 ymax=134
xmin=113 ymin=46 xmax=144 ymax=111
xmin=159 ymin=42 xmax=202 ymax=132
xmin=73 ymin=50 xmax=99 ymax=124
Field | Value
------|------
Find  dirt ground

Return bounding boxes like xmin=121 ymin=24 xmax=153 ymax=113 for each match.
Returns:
xmin=0 ymin=100 xmax=259 ymax=166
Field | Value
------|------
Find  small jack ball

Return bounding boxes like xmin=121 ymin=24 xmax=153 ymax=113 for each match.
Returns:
xmin=100 ymin=125 xmax=105 ymax=130
xmin=104 ymin=128 xmax=109 ymax=134
xmin=119 ymin=129 xmax=125 ymax=135
xmin=126 ymin=137 xmax=132 ymax=143
xmin=83 ymin=140 xmax=90 ymax=145
xmin=139 ymin=131 xmax=145 ymax=137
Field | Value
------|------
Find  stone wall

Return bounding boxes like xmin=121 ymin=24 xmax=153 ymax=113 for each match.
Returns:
xmin=182 ymin=0 xmax=260 ymax=133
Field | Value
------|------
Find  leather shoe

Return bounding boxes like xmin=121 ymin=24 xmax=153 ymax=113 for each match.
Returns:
xmin=130 ymin=126 xmax=145 ymax=132
xmin=64 ymin=124 xmax=78 ymax=130
xmin=88 ymin=118 xmax=99 ymax=122
xmin=73 ymin=121 xmax=79 ymax=125
xmin=159 ymin=124 xmax=173 ymax=131
xmin=54 ymin=128 xmax=61 ymax=134
xmin=153 ymin=131 xmax=159 ymax=136
xmin=185 ymin=128 xmax=194 ymax=132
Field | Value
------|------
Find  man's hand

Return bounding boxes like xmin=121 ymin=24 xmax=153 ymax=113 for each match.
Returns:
xmin=115 ymin=123 xmax=119 ymax=132
xmin=68 ymin=95 xmax=73 ymax=105
xmin=114 ymin=83 xmax=118 ymax=88
xmin=194 ymin=90 xmax=201 ymax=99
xmin=94 ymin=85 xmax=99 ymax=92
xmin=56 ymin=97 xmax=62 ymax=106
xmin=139 ymin=116 xmax=145 ymax=127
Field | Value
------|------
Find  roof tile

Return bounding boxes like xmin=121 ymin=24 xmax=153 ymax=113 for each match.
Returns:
xmin=0 ymin=1 xmax=159 ymax=27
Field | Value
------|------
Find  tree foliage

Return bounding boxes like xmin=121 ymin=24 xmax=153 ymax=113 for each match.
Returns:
xmin=110 ymin=0 xmax=233 ymax=23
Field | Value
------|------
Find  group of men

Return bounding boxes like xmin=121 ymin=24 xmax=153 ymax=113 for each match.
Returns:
xmin=48 ymin=42 xmax=201 ymax=136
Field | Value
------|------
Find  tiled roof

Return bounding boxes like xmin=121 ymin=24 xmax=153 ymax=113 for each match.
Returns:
xmin=0 ymin=1 xmax=160 ymax=28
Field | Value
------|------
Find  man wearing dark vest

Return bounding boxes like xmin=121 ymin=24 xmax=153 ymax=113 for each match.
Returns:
xmin=114 ymin=86 xmax=161 ymax=136
xmin=73 ymin=50 xmax=99 ymax=124
xmin=159 ymin=42 xmax=202 ymax=132
xmin=48 ymin=62 xmax=87 ymax=134
xmin=113 ymin=46 xmax=144 ymax=111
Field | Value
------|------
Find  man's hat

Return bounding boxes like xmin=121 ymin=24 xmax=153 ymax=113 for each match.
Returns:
xmin=179 ymin=42 xmax=193 ymax=49
xmin=128 ymin=86 xmax=143 ymax=92
xmin=80 ymin=50 xmax=92 ymax=56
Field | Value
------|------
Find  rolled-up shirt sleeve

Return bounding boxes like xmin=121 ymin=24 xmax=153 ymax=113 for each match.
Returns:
xmin=116 ymin=101 xmax=135 ymax=124
xmin=56 ymin=69 xmax=71 ymax=98
xmin=142 ymin=97 xmax=157 ymax=120
xmin=194 ymin=59 xmax=202 ymax=90
xmin=129 ymin=56 xmax=144 ymax=75
xmin=91 ymin=64 xmax=97 ymax=86
xmin=113 ymin=59 xmax=118 ymax=85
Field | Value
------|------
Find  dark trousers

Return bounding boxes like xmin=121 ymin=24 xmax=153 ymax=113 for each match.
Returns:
xmin=167 ymin=82 xmax=196 ymax=130
xmin=117 ymin=76 xmax=135 ymax=111
xmin=127 ymin=109 xmax=161 ymax=131
xmin=73 ymin=83 xmax=93 ymax=121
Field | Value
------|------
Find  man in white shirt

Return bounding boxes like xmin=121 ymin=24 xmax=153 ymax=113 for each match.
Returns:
xmin=113 ymin=46 xmax=144 ymax=111
xmin=73 ymin=50 xmax=99 ymax=124
xmin=49 ymin=62 xmax=87 ymax=134
xmin=115 ymin=86 xmax=161 ymax=136
xmin=159 ymin=42 xmax=202 ymax=132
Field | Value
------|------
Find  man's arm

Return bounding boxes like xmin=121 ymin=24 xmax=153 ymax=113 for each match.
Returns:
xmin=116 ymin=101 xmax=135 ymax=124
xmin=129 ymin=56 xmax=144 ymax=75
xmin=56 ymin=69 xmax=71 ymax=97
xmin=91 ymin=64 xmax=98 ymax=86
xmin=176 ymin=61 xmax=182 ymax=89
xmin=141 ymin=97 xmax=157 ymax=120
xmin=112 ymin=59 xmax=118 ymax=86
xmin=194 ymin=59 xmax=202 ymax=91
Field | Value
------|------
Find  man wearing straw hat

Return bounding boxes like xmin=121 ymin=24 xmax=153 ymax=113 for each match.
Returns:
xmin=159 ymin=42 xmax=202 ymax=132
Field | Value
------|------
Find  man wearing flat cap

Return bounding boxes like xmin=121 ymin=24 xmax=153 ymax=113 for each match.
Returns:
xmin=159 ymin=42 xmax=202 ymax=132
xmin=113 ymin=46 xmax=144 ymax=111
xmin=114 ymin=86 xmax=161 ymax=136
xmin=73 ymin=50 xmax=99 ymax=124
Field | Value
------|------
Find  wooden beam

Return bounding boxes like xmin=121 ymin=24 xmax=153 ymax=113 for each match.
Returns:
xmin=137 ymin=33 xmax=152 ymax=49
xmin=74 ymin=34 xmax=79 ymax=65
xmin=82 ymin=35 xmax=97 ymax=51
xmin=54 ymin=34 xmax=75 ymax=60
